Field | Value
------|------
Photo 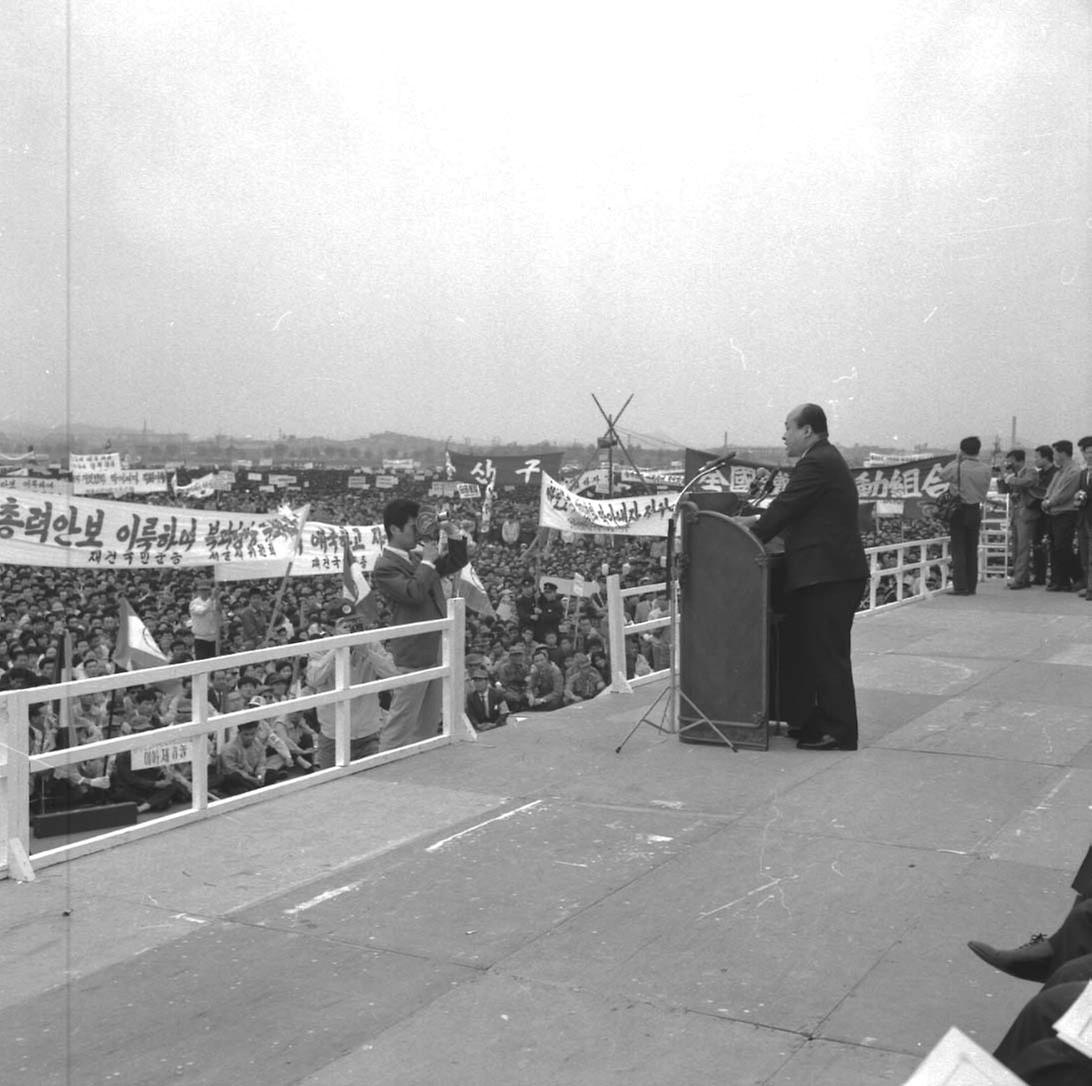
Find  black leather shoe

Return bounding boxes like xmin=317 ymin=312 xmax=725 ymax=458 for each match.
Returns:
xmin=796 ymin=734 xmax=855 ymax=751
xmin=945 ymin=588 xmax=969 ymax=596
xmin=1007 ymin=582 xmax=1030 ymax=590
xmin=967 ymin=934 xmax=1053 ymax=981
xmin=1046 ymin=585 xmax=1066 ymax=592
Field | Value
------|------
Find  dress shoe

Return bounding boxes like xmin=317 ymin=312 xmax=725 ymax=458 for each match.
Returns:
xmin=1046 ymin=585 xmax=1065 ymax=592
xmin=945 ymin=588 xmax=969 ymax=596
xmin=966 ymin=934 xmax=1053 ymax=982
xmin=1007 ymin=582 xmax=1030 ymax=590
xmin=796 ymin=734 xmax=855 ymax=751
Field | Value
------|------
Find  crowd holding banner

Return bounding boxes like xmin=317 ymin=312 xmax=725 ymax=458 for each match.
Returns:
xmin=1 ymin=443 xmax=965 ymax=822
xmin=0 ymin=488 xmax=307 ymax=570
xmin=539 ymin=473 xmax=678 ymax=536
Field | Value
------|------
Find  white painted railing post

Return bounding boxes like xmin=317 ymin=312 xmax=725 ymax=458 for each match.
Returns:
xmin=2 ymin=692 xmax=34 ymax=880
xmin=444 ymin=596 xmax=471 ymax=740
xmin=334 ymin=645 xmax=351 ymax=767
xmin=606 ymin=575 xmax=629 ymax=692
xmin=190 ymin=671 xmax=210 ymax=811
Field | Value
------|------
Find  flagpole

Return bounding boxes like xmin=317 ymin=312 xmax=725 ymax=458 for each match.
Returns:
xmin=261 ymin=504 xmax=309 ymax=648
xmin=262 ymin=563 xmax=296 ymax=648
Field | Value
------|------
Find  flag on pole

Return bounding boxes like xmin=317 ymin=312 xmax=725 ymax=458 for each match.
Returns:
xmin=454 ymin=562 xmax=496 ymax=617
xmin=113 ymin=598 xmax=169 ymax=670
xmin=342 ymin=541 xmax=379 ymax=621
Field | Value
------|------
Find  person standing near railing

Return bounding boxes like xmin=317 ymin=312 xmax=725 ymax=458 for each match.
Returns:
xmin=998 ymin=448 xmax=1041 ymax=590
xmin=938 ymin=436 xmax=994 ymax=596
xmin=373 ymin=499 xmax=468 ymax=751
xmin=1075 ymin=437 xmax=1092 ymax=600
xmin=1041 ymin=440 xmax=1084 ymax=593
xmin=188 ymin=577 xmax=221 ymax=659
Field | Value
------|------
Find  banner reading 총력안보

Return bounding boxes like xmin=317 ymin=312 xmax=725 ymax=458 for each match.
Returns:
xmin=0 ymin=487 xmax=306 ymax=570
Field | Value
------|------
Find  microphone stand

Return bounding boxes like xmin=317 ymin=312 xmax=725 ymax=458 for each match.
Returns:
xmin=615 ymin=456 xmax=737 ymax=753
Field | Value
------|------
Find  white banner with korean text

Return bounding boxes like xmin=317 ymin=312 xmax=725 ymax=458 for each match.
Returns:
xmin=72 ymin=468 xmax=171 ymax=496
xmin=538 ymin=473 xmax=677 ymax=537
xmin=0 ymin=475 xmax=70 ymax=496
xmin=213 ymin=520 xmax=387 ymax=581
xmin=69 ymin=452 xmax=121 ymax=473
xmin=0 ymin=487 xmax=306 ymax=571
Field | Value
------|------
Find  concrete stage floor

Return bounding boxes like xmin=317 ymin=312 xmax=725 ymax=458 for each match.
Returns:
xmin=4 ymin=581 xmax=1092 ymax=1085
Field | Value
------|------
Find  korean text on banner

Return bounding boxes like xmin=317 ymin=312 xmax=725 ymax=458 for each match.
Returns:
xmin=0 ymin=486 xmax=311 ymax=571
xmin=538 ymin=473 xmax=678 ymax=537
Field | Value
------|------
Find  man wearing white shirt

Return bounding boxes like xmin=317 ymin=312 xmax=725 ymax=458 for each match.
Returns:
xmin=188 ymin=577 xmax=220 ymax=659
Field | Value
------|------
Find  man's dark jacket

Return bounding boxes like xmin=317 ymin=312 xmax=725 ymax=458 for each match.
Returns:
xmin=751 ymin=438 xmax=868 ymax=593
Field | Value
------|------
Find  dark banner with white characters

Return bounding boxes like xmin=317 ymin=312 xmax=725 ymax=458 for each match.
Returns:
xmin=446 ymin=451 xmax=563 ymax=489
xmin=684 ymin=449 xmax=791 ymax=498
xmin=686 ymin=448 xmax=955 ymax=516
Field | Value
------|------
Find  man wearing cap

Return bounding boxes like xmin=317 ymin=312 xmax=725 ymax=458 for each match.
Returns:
xmin=465 ymin=669 xmax=508 ymax=731
xmin=515 ymin=577 xmax=538 ymax=632
xmin=306 ymin=600 xmax=397 ymax=767
xmin=496 ymin=644 xmax=530 ymax=711
xmin=564 ymin=653 xmax=606 ymax=704
xmin=372 ymin=499 xmax=469 ymax=751
xmin=218 ymin=720 xmax=281 ymax=794
xmin=533 ymin=581 xmax=564 ymax=643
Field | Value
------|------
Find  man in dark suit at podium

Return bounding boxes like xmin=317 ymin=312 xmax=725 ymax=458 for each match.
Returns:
xmin=739 ymin=403 xmax=868 ymax=751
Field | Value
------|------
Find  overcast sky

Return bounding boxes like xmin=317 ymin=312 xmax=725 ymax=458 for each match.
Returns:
xmin=6 ymin=1 xmax=1089 ymax=451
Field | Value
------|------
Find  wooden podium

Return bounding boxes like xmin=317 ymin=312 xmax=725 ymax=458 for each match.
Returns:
xmin=677 ymin=493 xmax=785 ymax=751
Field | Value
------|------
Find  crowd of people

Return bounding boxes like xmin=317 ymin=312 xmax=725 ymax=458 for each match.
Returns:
xmin=2 ymin=466 xmax=953 ymax=818
xmin=941 ymin=436 xmax=1092 ymax=598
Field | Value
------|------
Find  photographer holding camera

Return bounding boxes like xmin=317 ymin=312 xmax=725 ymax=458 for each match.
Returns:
xmin=372 ymin=498 xmax=469 ymax=751
xmin=998 ymin=448 xmax=1042 ymax=590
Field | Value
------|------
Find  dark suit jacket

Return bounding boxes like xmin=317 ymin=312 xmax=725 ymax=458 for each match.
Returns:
xmin=751 ymin=438 xmax=868 ymax=593
xmin=465 ymin=687 xmax=508 ymax=729
xmin=1079 ymin=468 xmax=1092 ymax=527
xmin=372 ymin=537 xmax=468 ymax=668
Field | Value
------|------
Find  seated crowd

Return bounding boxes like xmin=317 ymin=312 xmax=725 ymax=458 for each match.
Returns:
xmin=3 ymin=472 xmax=945 ymax=818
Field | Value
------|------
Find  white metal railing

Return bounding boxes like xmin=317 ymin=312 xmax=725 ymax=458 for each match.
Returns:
xmin=0 ymin=598 xmax=467 ymax=882
xmin=864 ymin=537 xmax=953 ymax=612
xmin=603 ymin=536 xmax=956 ymax=691
xmin=606 ymin=578 xmax=671 ymax=692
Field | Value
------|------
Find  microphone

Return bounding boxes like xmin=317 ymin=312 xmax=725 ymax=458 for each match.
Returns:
xmin=700 ymin=451 xmax=737 ymax=471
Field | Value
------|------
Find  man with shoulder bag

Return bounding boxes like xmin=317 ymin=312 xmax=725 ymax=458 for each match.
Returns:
xmin=938 ymin=437 xmax=993 ymax=596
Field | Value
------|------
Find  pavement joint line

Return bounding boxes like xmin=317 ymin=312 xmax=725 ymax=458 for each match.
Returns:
xmin=867 ymin=743 xmax=1079 ymax=768
xmin=489 ymin=965 xmax=924 ymax=1059
xmin=564 ymin=798 xmax=751 ymax=824
xmin=423 ymin=798 xmax=544 ymax=853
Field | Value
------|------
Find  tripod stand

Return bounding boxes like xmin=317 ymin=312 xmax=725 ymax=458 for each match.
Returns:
xmin=614 ymin=454 xmax=740 ymax=753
